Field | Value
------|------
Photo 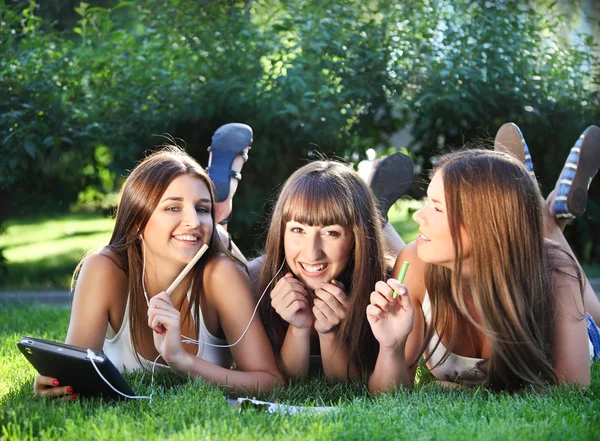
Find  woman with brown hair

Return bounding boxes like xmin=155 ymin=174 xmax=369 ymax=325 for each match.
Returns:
xmin=367 ymin=149 xmax=597 ymax=392
xmin=34 ymin=146 xmax=283 ymax=399
xmin=249 ymin=160 xmax=392 ymax=381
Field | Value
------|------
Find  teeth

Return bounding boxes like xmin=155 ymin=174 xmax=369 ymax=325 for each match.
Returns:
xmin=419 ymin=233 xmax=430 ymax=240
xmin=175 ymin=235 xmax=198 ymax=242
xmin=301 ymin=263 xmax=326 ymax=273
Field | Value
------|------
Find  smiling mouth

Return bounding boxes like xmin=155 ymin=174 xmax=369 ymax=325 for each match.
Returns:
xmin=418 ymin=232 xmax=430 ymax=241
xmin=174 ymin=234 xmax=199 ymax=242
xmin=299 ymin=262 xmax=328 ymax=273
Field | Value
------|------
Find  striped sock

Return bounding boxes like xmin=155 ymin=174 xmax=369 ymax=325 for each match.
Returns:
xmin=554 ymin=127 xmax=598 ymax=220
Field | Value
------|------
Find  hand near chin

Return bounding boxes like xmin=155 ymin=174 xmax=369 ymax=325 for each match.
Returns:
xmin=147 ymin=292 xmax=185 ymax=364
xmin=313 ymin=279 xmax=348 ymax=334
xmin=270 ymin=272 xmax=313 ymax=329
xmin=366 ymin=279 xmax=414 ymax=349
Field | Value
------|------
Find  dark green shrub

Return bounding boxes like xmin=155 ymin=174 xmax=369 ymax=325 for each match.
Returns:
xmin=1 ymin=0 xmax=598 ymax=264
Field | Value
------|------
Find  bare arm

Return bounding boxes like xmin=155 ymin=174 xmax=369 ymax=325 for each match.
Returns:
xmin=149 ymin=256 xmax=285 ymax=394
xmin=247 ymin=256 xmax=312 ymax=378
xmin=314 ymin=280 xmax=358 ymax=381
xmin=552 ymin=267 xmax=590 ymax=386
xmin=278 ymin=325 xmax=312 ymax=377
xmin=66 ymin=251 xmax=128 ymax=349
xmin=35 ymin=250 xmax=128 ymax=398
xmin=543 ymin=196 xmax=600 ymax=325
xmin=368 ymin=243 xmax=427 ymax=393
xmin=318 ymin=332 xmax=358 ymax=381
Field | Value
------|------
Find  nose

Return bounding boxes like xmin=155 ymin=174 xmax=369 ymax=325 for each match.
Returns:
xmin=182 ymin=205 xmax=200 ymax=229
xmin=413 ymin=206 xmax=424 ymax=225
xmin=305 ymin=234 xmax=324 ymax=261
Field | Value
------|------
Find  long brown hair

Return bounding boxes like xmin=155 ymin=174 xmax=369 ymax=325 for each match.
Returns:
xmin=258 ymin=160 xmax=388 ymax=378
xmin=417 ymin=149 xmax=583 ymax=390
xmin=73 ymin=145 xmax=234 ymax=367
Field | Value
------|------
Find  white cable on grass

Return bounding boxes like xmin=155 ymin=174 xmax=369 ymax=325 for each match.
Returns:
xmin=87 ymin=349 xmax=157 ymax=402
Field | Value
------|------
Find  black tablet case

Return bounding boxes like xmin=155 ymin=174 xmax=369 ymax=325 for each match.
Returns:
xmin=17 ymin=336 xmax=136 ymax=400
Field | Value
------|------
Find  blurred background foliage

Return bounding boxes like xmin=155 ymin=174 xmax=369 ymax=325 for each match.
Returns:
xmin=1 ymin=0 xmax=599 ymax=268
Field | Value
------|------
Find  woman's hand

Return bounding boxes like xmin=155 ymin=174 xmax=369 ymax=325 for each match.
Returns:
xmin=270 ymin=273 xmax=313 ymax=329
xmin=314 ymin=279 xmax=348 ymax=334
xmin=33 ymin=376 xmax=77 ymax=400
xmin=147 ymin=292 xmax=186 ymax=365
xmin=366 ymin=279 xmax=414 ymax=349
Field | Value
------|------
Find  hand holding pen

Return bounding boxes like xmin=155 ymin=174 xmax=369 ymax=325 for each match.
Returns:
xmin=366 ymin=261 xmax=414 ymax=349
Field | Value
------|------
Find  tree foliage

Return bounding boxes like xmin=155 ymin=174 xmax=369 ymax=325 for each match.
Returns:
xmin=1 ymin=0 xmax=599 ymax=261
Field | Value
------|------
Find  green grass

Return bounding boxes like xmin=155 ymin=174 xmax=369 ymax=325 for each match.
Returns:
xmin=388 ymin=199 xmax=423 ymax=244
xmin=1 ymin=304 xmax=599 ymax=440
xmin=0 ymin=213 xmax=114 ymax=290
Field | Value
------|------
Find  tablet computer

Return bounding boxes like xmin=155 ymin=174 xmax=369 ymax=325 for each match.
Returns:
xmin=17 ymin=336 xmax=136 ymax=400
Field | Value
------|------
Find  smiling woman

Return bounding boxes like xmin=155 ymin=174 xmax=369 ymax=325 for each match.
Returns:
xmin=32 ymin=146 xmax=284 ymax=400
xmin=249 ymin=160 xmax=390 ymax=382
xmin=367 ymin=149 xmax=599 ymax=393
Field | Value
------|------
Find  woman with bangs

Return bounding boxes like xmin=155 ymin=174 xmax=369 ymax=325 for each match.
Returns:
xmin=34 ymin=146 xmax=284 ymax=399
xmin=367 ymin=149 xmax=598 ymax=392
xmin=249 ymin=160 xmax=389 ymax=381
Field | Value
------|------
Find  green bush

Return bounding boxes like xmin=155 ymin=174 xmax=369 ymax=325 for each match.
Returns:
xmin=1 ymin=0 xmax=599 ymax=265
xmin=392 ymin=0 xmax=600 ymax=262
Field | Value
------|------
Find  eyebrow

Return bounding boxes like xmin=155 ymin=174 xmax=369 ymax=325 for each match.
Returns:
xmin=160 ymin=196 xmax=212 ymax=204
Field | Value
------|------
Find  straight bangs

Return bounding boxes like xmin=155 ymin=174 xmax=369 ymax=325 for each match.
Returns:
xmin=280 ymin=174 xmax=356 ymax=228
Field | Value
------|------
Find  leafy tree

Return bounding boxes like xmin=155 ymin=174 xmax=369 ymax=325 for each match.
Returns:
xmin=1 ymin=0 xmax=598 ymax=266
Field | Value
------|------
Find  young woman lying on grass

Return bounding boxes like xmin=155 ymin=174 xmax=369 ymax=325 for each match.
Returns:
xmin=249 ymin=157 xmax=414 ymax=382
xmin=367 ymin=148 xmax=600 ymax=392
xmin=34 ymin=146 xmax=284 ymax=399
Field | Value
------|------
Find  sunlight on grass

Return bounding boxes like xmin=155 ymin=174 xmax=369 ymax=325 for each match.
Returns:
xmin=0 ymin=214 xmax=114 ymax=290
xmin=388 ymin=199 xmax=423 ymax=243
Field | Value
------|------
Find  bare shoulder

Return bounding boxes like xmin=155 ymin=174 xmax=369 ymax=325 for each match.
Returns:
xmin=75 ymin=248 xmax=127 ymax=302
xmin=203 ymin=254 xmax=252 ymax=300
xmin=393 ymin=241 xmax=427 ymax=304
xmin=79 ymin=248 xmax=125 ymax=282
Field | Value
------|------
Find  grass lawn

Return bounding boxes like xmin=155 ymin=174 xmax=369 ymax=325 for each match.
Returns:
xmin=1 ymin=304 xmax=599 ymax=440
xmin=0 ymin=201 xmax=420 ymax=292
xmin=0 ymin=213 xmax=115 ymax=291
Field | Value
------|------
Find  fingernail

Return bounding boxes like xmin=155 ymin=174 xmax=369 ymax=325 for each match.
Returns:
xmin=154 ymin=328 xmax=163 ymax=334
xmin=71 ymin=393 xmax=78 ymax=400
xmin=52 ymin=379 xmax=59 ymax=386
xmin=65 ymin=386 xmax=72 ymax=393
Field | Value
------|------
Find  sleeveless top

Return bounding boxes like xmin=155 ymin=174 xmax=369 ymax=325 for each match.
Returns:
xmin=103 ymin=286 xmax=233 ymax=372
xmin=422 ymin=293 xmax=485 ymax=383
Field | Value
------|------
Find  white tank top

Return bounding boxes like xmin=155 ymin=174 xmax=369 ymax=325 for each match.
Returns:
xmin=422 ymin=293 xmax=485 ymax=383
xmin=103 ymin=288 xmax=233 ymax=372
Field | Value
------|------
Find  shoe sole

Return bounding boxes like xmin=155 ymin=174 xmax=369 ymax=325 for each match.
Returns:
xmin=207 ymin=123 xmax=253 ymax=202
xmin=494 ymin=122 xmax=535 ymax=179
xmin=556 ymin=125 xmax=600 ymax=218
xmin=370 ymin=152 xmax=414 ymax=219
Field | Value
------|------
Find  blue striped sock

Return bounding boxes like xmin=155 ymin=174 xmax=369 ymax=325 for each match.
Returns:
xmin=554 ymin=127 xmax=597 ymax=220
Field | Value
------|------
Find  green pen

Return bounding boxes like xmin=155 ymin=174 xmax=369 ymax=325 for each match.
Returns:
xmin=392 ymin=261 xmax=410 ymax=299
